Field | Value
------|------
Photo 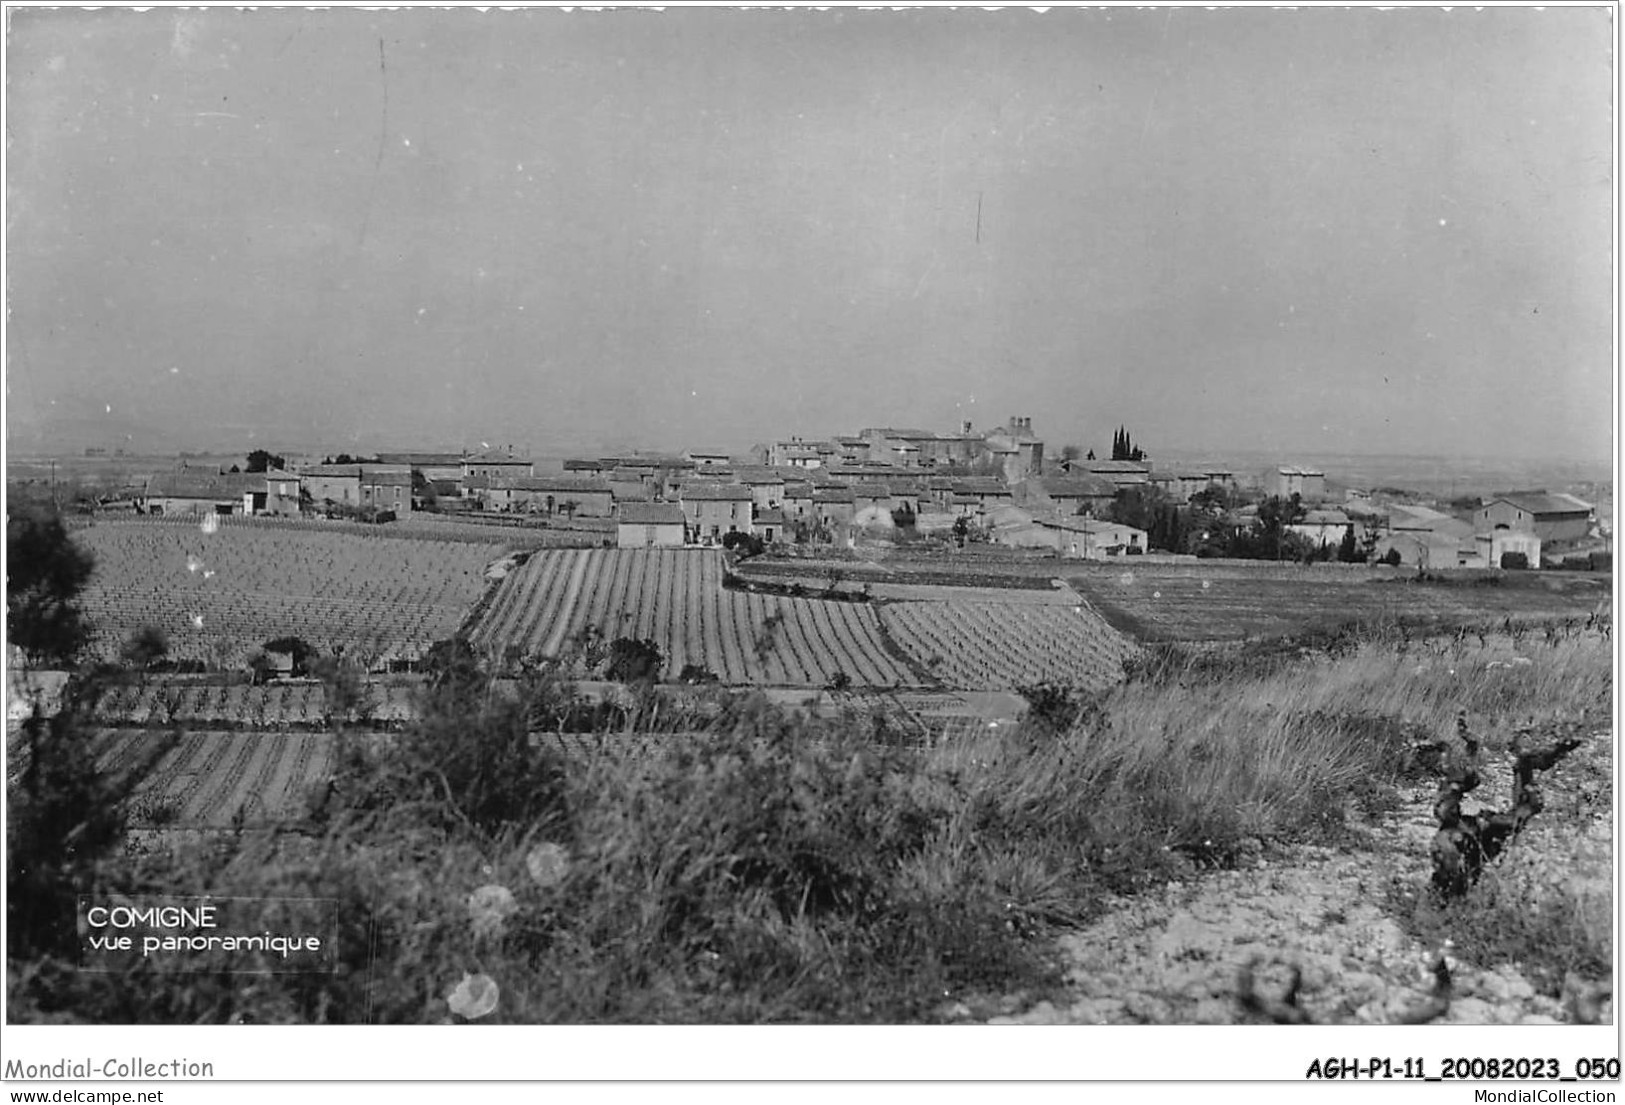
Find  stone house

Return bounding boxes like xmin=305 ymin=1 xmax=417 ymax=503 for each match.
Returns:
xmin=616 ymin=503 xmax=687 ymax=548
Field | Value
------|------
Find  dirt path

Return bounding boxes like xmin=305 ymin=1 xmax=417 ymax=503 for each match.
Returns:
xmin=951 ymin=733 xmax=1615 ymax=1026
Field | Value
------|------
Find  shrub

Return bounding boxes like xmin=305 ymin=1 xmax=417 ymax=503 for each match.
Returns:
xmin=605 ymin=637 xmax=663 ymax=684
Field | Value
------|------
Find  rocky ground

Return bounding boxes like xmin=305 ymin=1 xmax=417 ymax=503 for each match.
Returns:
xmin=942 ymin=730 xmax=1615 ymax=1026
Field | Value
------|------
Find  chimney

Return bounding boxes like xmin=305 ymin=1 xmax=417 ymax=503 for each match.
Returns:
xmin=961 ymin=420 xmax=973 ymax=435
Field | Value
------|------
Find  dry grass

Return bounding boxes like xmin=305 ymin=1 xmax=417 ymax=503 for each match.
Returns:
xmin=9 ymin=627 xmax=1611 ymax=1023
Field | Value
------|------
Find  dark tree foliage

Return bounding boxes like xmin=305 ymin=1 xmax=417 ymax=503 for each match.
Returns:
xmin=1500 ymin=551 xmax=1530 ymax=571
xmin=1111 ymin=426 xmax=1146 ymax=463
xmin=606 ymin=637 xmax=664 ymax=684
xmin=890 ymin=502 xmax=917 ymax=531
xmin=1337 ymin=525 xmax=1361 ymax=563
xmin=1016 ymin=682 xmax=1105 ymax=739
xmin=423 ymin=637 xmax=483 ymax=694
xmin=7 ymin=504 xmax=96 ymax=667
xmin=1247 ymin=494 xmax=1309 ymax=561
xmin=120 ymin=626 xmax=169 ymax=670
xmin=262 ymin=636 xmax=317 ymax=677
xmin=6 ymin=508 xmax=166 ymax=962
xmin=1382 ymin=547 xmax=1404 ymax=567
xmin=245 ymin=449 xmax=287 ymax=473
xmin=721 ymin=531 xmax=766 ymax=557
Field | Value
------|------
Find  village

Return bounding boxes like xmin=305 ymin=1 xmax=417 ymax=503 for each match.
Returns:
xmin=122 ymin=413 xmax=1607 ymax=572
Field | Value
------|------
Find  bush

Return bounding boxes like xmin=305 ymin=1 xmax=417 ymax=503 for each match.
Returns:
xmin=722 ymin=531 xmax=765 ymax=557
xmin=605 ymin=637 xmax=663 ymax=684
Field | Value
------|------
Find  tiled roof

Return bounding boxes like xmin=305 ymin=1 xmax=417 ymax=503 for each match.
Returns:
xmin=1277 ymin=465 xmax=1325 ymax=477
xmin=813 ymin=488 xmax=855 ymax=504
xmin=463 ymin=452 xmax=534 ymax=466
xmin=1087 ymin=461 xmax=1152 ymax=474
xmin=953 ymin=478 xmax=1011 ymax=495
xmin=783 ymin=484 xmax=814 ymax=499
xmin=563 ymin=458 xmax=607 ymax=472
xmin=376 ymin=452 xmax=463 ymax=466
xmin=602 ymin=455 xmax=693 ymax=470
xmin=501 ymin=476 xmax=612 ymax=494
xmin=1492 ymin=492 xmax=1594 ymax=516
xmin=1041 ymin=475 xmax=1116 ymax=497
xmin=300 ymin=464 xmax=363 ymax=478
xmin=852 ymin=482 xmax=893 ymax=498
xmin=679 ymin=483 xmax=753 ymax=502
xmin=146 ymin=471 xmax=266 ymax=499
xmin=1040 ymin=515 xmax=1146 ymax=537
xmin=862 ymin=427 xmax=936 ymax=440
xmin=616 ymin=503 xmax=686 ymax=525
xmin=733 ymin=467 xmax=785 ymax=484
xmin=1299 ymin=510 xmax=1352 ymax=526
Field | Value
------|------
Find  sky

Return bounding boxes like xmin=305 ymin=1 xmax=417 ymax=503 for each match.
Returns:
xmin=5 ymin=5 xmax=1615 ymax=462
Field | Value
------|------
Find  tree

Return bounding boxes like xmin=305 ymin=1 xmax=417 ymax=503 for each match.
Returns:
xmin=605 ymin=637 xmax=663 ymax=684
xmin=6 ymin=506 xmax=157 ymax=961
xmin=721 ymin=531 xmax=766 ymax=557
xmin=119 ymin=626 xmax=169 ymax=671
xmin=1337 ymin=525 xmax=1361 ymax=563
xmin=7 ymin=504 xmax=96 ymax=667
xmin=245 ymin=450 xmax=286 ymax=473
xmin=1254 ymin=494 xmax=1309 ymax=561
xmin=1060 ymin=444 xmax=1083 ymax=464
xmin=1111 ymin=426 xmax=1145 ymax=463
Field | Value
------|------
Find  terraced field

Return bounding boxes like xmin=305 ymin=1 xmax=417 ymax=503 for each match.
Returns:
xmin=74 ymin=518 xmax=500 ymax=669
xmin=90 ymin=729 xmax=336 ymax=829
xmin=468 ymin=549 xmax=921 ymax=687
xmin=878 ymin=600 xmax=1136 ymax=692
xmin=1065 ymin=563 xmax=1612 ymax=643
